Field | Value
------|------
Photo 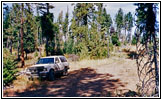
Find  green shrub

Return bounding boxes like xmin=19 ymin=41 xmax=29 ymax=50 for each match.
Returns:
xmin=64 ymin=39 xmax=74 ymax=54
xmin=124 ymin=41 xmax=128 ymax=45
xmin=74 ymin=43 xmax=89 ymax=59
xmin=117 ymin=41 xmax=121 ymax=46
xmin=89 ymin=45 xmax=108 ymax=59
xmin=3 ymin=55 xmax=17 ymax=86
xmin=3 ymin=48 xmax=10 ymax=59
xmin=34 ymin=51 xmax=38 ymax=57
xmin=111 ymin=34 xmax=121 ymax=46
xmin=132 ymin=36 xmax=137 ymax=45
xmin=112 ymin=35 xmax=118 ymax=45
xmin=100 ymin=47 xmax=108 ymax=58
xmin=109 ymin=43 xmax=113 ymax=52
xmin=55 ymin=48 xmax=64 ymax=55
xmin=79 ymin=44 xmax=89 ymax=59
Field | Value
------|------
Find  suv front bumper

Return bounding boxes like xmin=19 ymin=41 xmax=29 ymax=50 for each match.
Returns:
xmin=26 ymin=71 xmax=49 ymax=79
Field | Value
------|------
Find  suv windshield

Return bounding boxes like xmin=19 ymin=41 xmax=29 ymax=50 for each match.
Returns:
xmin=36 ymin=58 xmax=54 ymax=64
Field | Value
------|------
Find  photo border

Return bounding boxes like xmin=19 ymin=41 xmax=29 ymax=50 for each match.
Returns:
xmin=1 ymin=0 xmax=161 ymax=99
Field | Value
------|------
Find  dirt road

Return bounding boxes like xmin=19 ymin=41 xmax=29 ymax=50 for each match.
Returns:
xmin=3 ymin=53 xmax=139 ymax=97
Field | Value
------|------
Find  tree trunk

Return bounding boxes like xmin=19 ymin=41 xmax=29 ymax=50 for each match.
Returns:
xmin=39 ymin=47 xmax=41 ymax=57
xmin=7 ymin=37 xmax=9 ymax=48
xmin=153 ymin=33 xmax=159 ymax=95
xmin=129 ymin=31 xmax=132 ymax=44
xmin=107 ymin=36 xmax=109 ymax=58
xmin=18 ymin=42 xmax=20 ymax=60
xmin=20 ymin=3 xmax=25 ymax=67
xmin=26 ymin=51 xmax=27 ymax=59
xmin=110 ymin=35 xmax=112 ymax=43
xmin=46 ymin=37 xmax=49 ymax=56
xmin=18 ymin=30 xmax=20 ymax=60
xmin=118 ymin=29 xmax=120 ymax=41
xmin=125 ymin=27 xmax=127 ymax=42
xmin=38 ymin=26 xmax=40 ymax=45
xmin=38 ymin=27 xmax=42 ymax=58
xmin=46 ymin=3 xmax=49 ymax=14
xmin=10 ymin=40 xmax=12 ymax=54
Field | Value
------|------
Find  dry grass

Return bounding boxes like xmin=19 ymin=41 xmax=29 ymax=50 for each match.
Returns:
xmin=69 ymin=58 xmax=113 ymax=70
xmin=70 ymin=57 xmax=139 ymax=92
xmin=69 ymin=46 xmax=139 ymax=92
xmin=3 ymin=74 xmax=41 ymax=97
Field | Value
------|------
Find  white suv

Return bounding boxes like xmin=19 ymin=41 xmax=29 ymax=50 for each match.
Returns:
xmin=25 ymin=56 xmax=69 ymax=81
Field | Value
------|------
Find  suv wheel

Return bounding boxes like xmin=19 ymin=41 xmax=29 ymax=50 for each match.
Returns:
xmin=62 ymin=68 xmax=68 ymax=76
xmin=48 ymin=70 xmax=55 ymax=81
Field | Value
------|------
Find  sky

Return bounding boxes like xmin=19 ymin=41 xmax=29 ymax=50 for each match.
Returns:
xmin=46 ymin=3 xmax=137 ymax=35
xmin=5 ymin=3 xmax=137 ymax=22
xmin=48 ymin=3 xmax=137 ymax=23
xmin=4 ymin=3 xmax=142 ymax=35
xmin=49 ymin=3 xmax=74 ymax=22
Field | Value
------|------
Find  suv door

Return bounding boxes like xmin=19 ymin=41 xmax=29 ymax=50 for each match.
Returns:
xmin=55 ymin=57 xmax=64 ymax=71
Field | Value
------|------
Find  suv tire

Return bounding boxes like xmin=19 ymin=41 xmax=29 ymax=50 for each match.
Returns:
xmin=62 ymin=68 xmax=68 ymax=76
xmin=48 ymin=70 xmax=55 ymax=81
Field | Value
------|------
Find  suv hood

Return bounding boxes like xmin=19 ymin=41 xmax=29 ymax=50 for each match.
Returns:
xmin=29 ymin=64 xmax=52 ymax=68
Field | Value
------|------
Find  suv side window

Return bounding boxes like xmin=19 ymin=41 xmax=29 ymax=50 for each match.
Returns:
xmin=60 ymin=57 xmax=67 ymax=62
xmin=55 ymin=57 xmax=60 ymax=63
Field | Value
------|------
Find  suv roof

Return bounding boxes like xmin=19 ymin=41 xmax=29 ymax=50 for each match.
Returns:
xmin=41 ymin=56 xmax=65 ymax=58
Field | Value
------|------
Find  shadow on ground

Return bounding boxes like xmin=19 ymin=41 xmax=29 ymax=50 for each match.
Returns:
xmin=123 ymin=49 xmax=137 ymax=60
xmin=4 ymin=68 xmax=128 ymax=97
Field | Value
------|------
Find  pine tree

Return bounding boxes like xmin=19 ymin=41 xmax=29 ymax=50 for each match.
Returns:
xmin=135 ymin=3 xmax=159 ymax=96
xmin=3 ymin=3 xmax=10 ymax=48
xmin=3 ymin=4 xmax=21 ymax=55
xmin=72 ymin=3 xmax=95 ymax=57
xmin=20 ymin=3 xmax=25 ymax=67
xmin=63 ymin=6 xmax=69 ymax=42
xmin=38 ymin=3 xmax=55 ymax=56
xmin=23 ymin=4 xmax=36 ymax=59
xmin=94 ymin=4 xmax=112 ymax=58
xmin=69 ymin=17 xmax=77 ymax=53
xmin=115 ymin=8 xmax=124 ymax=40
xmin=4 ymin=3 xmax=38 ymax=66
xmin=124 ymin=12 xmax=133 ymax=43
xmin=57 ymin=11 xmax=64 ymax=51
